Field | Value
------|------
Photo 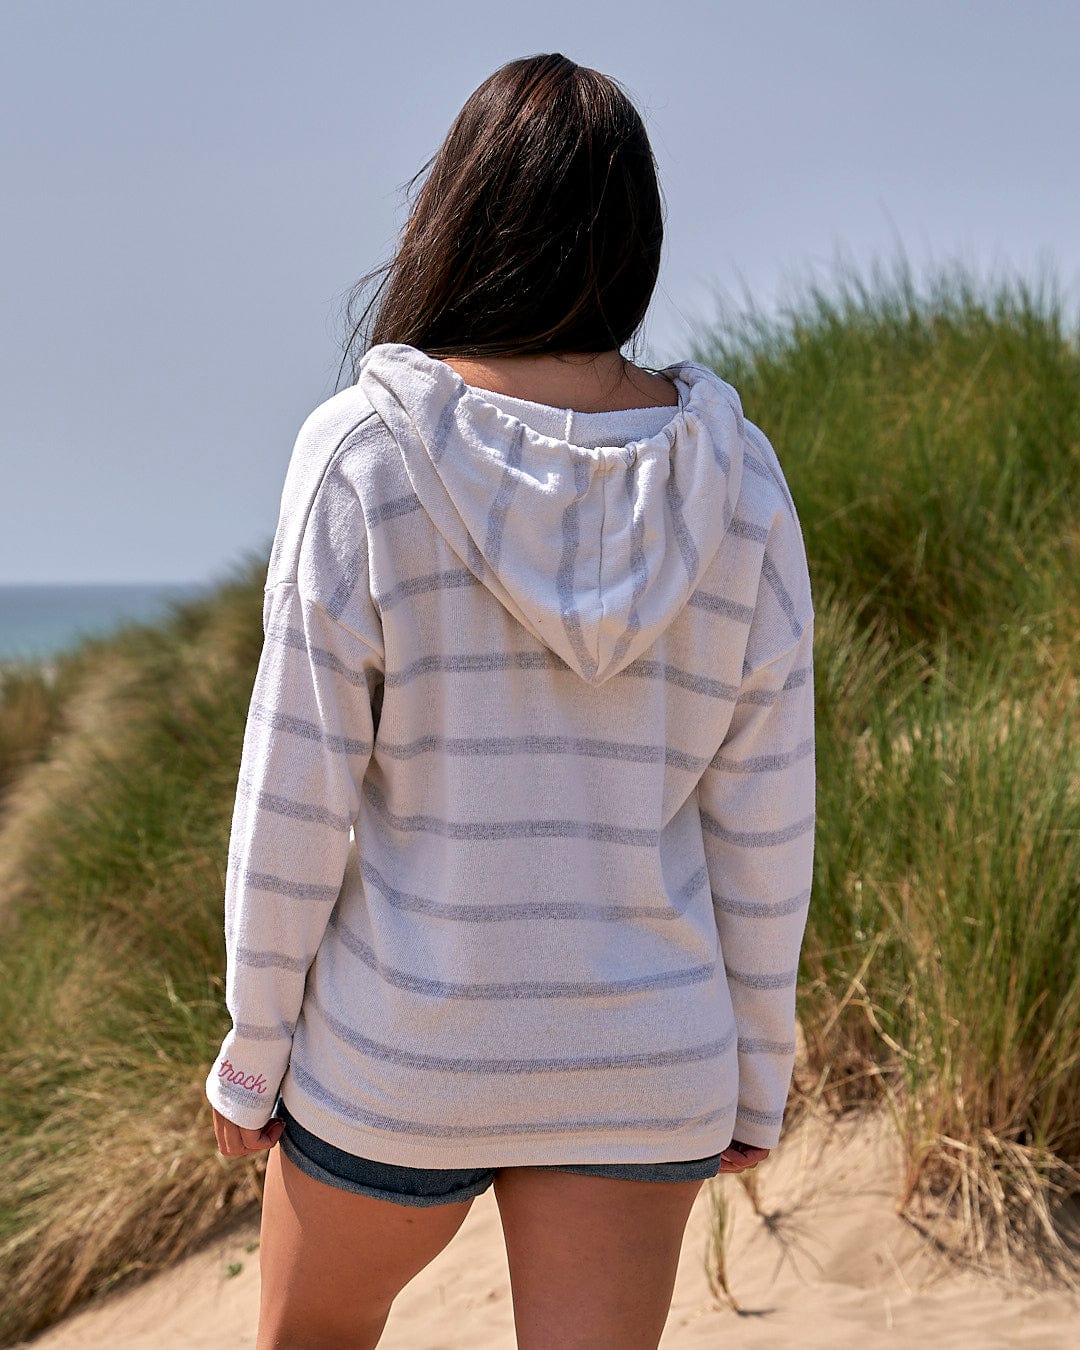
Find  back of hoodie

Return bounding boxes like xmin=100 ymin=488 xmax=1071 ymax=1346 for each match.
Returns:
xmin=205 ymin=343 xmax=815 ymax=1167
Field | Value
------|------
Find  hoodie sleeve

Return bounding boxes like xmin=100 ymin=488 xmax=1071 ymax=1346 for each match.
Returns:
xmin=697 ymin=510 xmax=816 ymax=1150
xmin=204 ymin=579 xmax=382 ymax=1130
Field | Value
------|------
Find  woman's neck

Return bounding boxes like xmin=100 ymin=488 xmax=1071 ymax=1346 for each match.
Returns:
xmin=439 ymin=350 xmax=679 ymax=414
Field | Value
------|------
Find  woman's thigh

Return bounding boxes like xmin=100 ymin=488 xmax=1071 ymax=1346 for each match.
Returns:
xmin=256 ymin=1144 xmax=476 ymax=1350
xmin=492 ymin=1166 xmax=705 ymax=1350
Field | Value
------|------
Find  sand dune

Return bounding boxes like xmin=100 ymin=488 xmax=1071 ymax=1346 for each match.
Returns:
xmin=20 ymin=1107 xmax=1080 ymax=1348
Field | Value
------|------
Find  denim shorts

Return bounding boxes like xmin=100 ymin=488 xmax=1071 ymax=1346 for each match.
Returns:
xmin=275 ymin=1100 xmax=722 ymax=1208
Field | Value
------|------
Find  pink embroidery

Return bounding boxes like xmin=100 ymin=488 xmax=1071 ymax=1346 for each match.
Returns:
xmin=218 ymin=1059 xmax=269 ymax=1094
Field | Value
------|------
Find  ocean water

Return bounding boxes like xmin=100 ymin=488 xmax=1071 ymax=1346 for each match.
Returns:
xmin=0 ymin=582 xmax=213 ymax=666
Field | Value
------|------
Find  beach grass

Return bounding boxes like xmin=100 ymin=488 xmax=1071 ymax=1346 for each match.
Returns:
xmin=803 ymin=592 xmax=1080 ymax=1278
xmin=0 ymin=556 xmax=270 ymax=1343
xmin=693 ymin=251 xmax=1080 ymax=658
xmin=0 ymin=257 xmax=1078 ymax=1342
xmin=695 ymin=252 xmax=1080 ymax=1281
xmin=0 ymin=661 xmax=69 ymax=802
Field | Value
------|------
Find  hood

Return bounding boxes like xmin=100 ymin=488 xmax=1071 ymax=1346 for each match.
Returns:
xmin=357 ymin=342 xmax=746 ymax=687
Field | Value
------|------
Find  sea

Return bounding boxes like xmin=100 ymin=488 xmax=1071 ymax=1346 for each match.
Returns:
xmin=0 ymin=581 xmax=214 ymax=668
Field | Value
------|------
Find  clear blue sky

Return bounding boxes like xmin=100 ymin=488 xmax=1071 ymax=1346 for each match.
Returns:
xmin=3 ymin=0 xmax=1078 ymax=584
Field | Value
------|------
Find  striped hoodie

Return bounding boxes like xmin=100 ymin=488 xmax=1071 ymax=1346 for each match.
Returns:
xmin=204 ymin=341 xmax=816 ymax=1165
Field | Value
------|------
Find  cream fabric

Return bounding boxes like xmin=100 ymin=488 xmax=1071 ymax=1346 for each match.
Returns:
xmin=205 ymin=343 xmax=815 ymax=1164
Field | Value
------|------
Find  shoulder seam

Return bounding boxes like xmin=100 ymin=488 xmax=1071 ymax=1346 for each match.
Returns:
xmin=743 ymin=421 xmax=797 ymax=519
xmin=270 ymin=407 xmax=382 ymax=588
xmin=742 ymin=613 xmax=815 ymax=685
xmin=314 ymin=409 xmax=386 ymax=511
xmin=263 ymin=579 xmax=384 ymax=664
xmin=315 ymin=407 xmax=382 ymax=477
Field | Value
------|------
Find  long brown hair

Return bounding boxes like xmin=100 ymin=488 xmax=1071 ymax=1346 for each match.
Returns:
xmin=336 ymin=53 xmax=665 ymax=387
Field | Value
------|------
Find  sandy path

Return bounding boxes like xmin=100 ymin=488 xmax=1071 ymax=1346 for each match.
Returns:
xmin=20 ymin=1107 xmax=1080 ymax=1348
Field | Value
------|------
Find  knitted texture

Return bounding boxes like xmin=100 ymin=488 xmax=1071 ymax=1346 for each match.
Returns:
xmin=205 ymin=343 xmax=816 ymax=1164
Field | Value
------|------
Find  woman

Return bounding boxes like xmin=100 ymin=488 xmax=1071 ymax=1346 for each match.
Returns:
xmin=206 ymin=53 xmax=815 ymax=1350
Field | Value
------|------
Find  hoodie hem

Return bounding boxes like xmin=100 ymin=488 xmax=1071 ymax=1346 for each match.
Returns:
xmin=276 ymin=1078 xmax=739 ymax=1170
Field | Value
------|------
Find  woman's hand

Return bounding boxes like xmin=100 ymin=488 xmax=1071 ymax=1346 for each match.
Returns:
xmin=212 ymin=1106 xmax=285 ymax=1157
xmin=718 ymin=1138 xmax=770 ymax=1173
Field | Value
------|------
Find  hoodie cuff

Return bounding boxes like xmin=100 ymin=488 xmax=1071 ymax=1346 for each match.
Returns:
xmin=205 ymin=1050 xmax=286 ymax=1131
xmin=732 ymin=1105 xmax=785 ymax=1151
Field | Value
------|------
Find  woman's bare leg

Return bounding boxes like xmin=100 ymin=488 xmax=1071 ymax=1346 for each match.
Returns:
xmin=256 ymin=1145 xmax=476 ymax=1350
xmin=492 ymin=1167 xmax=704 ymax=1350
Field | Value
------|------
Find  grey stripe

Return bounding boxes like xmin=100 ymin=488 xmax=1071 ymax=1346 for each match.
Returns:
xmin=738 ymin=1037 xmax=797 ymax=1055
xmin=712 ymin=887 xmax=811 ymax=919
xmin=741 ymin=453 xmax=771 ymax=483
xmin=687 ymin=589 xmax=755 ymax=624
xmin=761 ymin=551 xmax=804 ymax=638
xmin=327 ymin=908 xmax=716 ymax=1000
xmin=725 ymin=965 xmax=799 ymax=990
xmin=373 ymin=730 xmax=709 ymax=773
xmin=368 ymin=491 xmax=423 ymax=524
xmin=558 ymin=458 xmax=598 ymax=681
xmin=708 ymin=737 xmax=815 ymax=773
xmin=215 ymin=1079 xmax=276 ymax=1106
xmin=464 ymin=529 xmax=487 ymax=581
xmin=608 ymin=461 xmax=648 ymax=669
xmin=702 ymin=811 xmax=815 ymax=848
xmin=731 ymin=685 xmax=782 ymax=707
xmin=323 ymin=465 xmax=370 ymax=619
xmin=429 ymin=393 xmax=462 ymax=466
xmin=249 ymin=702 xmax=373 ymax=756
xmin=736 ymin=1103 xmax=785 ymax=1125
xmin=684 ymin=404 xmax=733 ymax=473
xmin=236 ymin=946 xmax=307 ymax=974
xmin=375 ymin=568 xmax=482 ymax=614
xmin=234 ymin=1020 xmax=295 ymax=1040
xmin=310 ymin=987 xmax=735 ymax=1072
xmin=358 ymin=855 xmax=710 ymax=923
xmin=227 ymin=849 xmax=341 ymax=902
xmin=325 ymin=540 xmax=368 ymax=621
xmin=381 ymin=648 xmax=741 ymax=701
xmin=235 ymin=775 xmax=352 ymax=833
xmin=737 ymin=665 xmax=813 ymax=707
xmin=665 ymin=470 xmax=700 ymax=581
xmin=666 ymin=744 xmax=713 ymax=772
xmin=483 ymin=421 xmax=524 ymax=567
xmin=290 ymin=1061 xmax=738 ymax=1139
xmin=729 ymin=516 xmax=769 ymax=543
xmin=361 ymin=397 xmax=457 ymax=538
xmin=620 ymin=658 xmax=740 ymax=702
xmin=264 ymin=621 xmax=370 ymax=687
xmin=384 ymin=649 xmax=563 ymax=687
xmin=363 ymin=778 xmax=660 ymax=847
